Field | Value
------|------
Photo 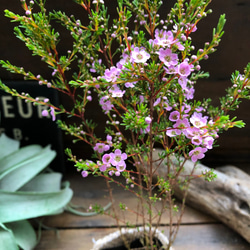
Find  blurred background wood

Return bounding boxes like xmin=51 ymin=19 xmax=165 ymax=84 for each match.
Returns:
xmin=0 ymin=0 xmax=249 ymax=172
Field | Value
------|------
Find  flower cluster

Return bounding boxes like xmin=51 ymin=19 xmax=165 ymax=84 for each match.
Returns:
xmin=92 ymin=135 xmax=127 ymax=176
xmin=95 ymin=28 xmax=217 ymax=164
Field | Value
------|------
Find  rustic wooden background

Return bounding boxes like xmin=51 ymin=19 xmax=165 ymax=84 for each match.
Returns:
xmin=0 ymin=0 xmax=249 ymax=171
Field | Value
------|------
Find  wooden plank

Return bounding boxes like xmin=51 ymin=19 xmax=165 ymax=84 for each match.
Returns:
xmin=173 ymin=224 xmax=250 ymax=250
xmin=35 ymin=224 xmax=250 ymax=250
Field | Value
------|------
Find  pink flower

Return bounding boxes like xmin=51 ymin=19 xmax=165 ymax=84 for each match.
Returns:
xmin=116 ymin=161 xmax=126 ymax=172
xmin=99 ymin=96 xmax=114 ymax=113
xmin=158 ymin=48 xmax=178 ymax=66
xmin=184 ymin=86 xmax=195 ymax=100
xmin=42 ymin=108 xmax=56 ymax=121
xmin=153 ymin=97 xmax=161 ymax=107
xmin=178 ymin=77 xmax=187 ymax=89
xmin=102 ymin=153 xmax=111 ymax=164
xmin=87 ymin=95 xmax=92 ymax=101
xmin=81 ymin=170 xmax=88 ymax=178
xmin=191 ymin=136 xmax=203 ymax=146
xmin=169 ymin=111 xmax=180 ymax=122
xmin=94 ymin=143 xmax=110 ymax=153
xmin=110 ymin=149 xmax=127 ymax=168
xmin=203 ymin=136 xmax=214 ymax=149
xmin=154 ymin=29 xmax=174 ymax=47
xmin=166 ymin=128 xmax=181 ymax=137
xmin=115 ymin=171 xmax=121 ymax=176
xmin=163 ymin=98 xmax=173 ymax=111
xmin=177 ymin=61 xmax=192 ymax=76
xmin=50 ymin=107 xmax=56 ymax=121
xmin=106 ymin=135 xmax=113 ymax=145
xmin=90 ymin=59 xmax=102 ymax=73
xmin=174 ymin=41 xmax=185 ymax=51
xmin=99 ymin=164 xmax=108 ymax=172
xmin=190 ymin=112 xmax=207 ymax=128
xmin=174 ymin=118 xmax=190 ymax=130
xmin=189 ymin=147 xmax=207 ymax=162
xmin=131 ymin=47 xmax=150 ymax=64
xmin=145 ymin=117 xmax=152 ymax=124
xmin=103 ymin=66 xmax=120 ymax=82
xmin=185 ymin=127 xmax=201 ymax=139
xmin=41 ymin=110 xmax=49 ymax=117
xmin=164 ymin=65 xmax=177 ymax=75
xmin=108 ymin=84 xmax=125 ymax=97
xmin=140 ymin=125 xmax=150 ymax=134
xmin=125 ymin=81 xmax=136 ymax=88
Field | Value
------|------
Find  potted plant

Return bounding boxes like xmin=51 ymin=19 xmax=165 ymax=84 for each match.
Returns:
xmin=0 ymin=0 xmax=249 ymax=249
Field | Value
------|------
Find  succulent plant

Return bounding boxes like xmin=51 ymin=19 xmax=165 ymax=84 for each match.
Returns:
xmin=0 ymin=133 xmax=73 ymax=250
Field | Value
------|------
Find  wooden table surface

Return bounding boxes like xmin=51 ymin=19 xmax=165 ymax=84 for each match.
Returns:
xmin=35 ymin=170 xmax=250 ymax=250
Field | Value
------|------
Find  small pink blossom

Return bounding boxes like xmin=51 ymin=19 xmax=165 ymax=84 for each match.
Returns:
xmin=174 ymin=41 xmax=185 ymax=51
xmin=102 ymin=153 xmax=111 ymax=164
xmin=106 ymin=135 xmax=113 ymax=145
xmin=81 ymin=170 xmax=88 ymax=178
xmin=190 ymin=112 xmax=207 ymax=128
xmin=145 ymin=117 xmax=152 ymax=124
xmin=99 ymin=164 xmax=108 ymax=171
xmin=103 ymin=66 xmax=120 ymax=82
xmin=191 ymin=136 xmax=203 ymax=146
xmin=174 ymin=118 xmax=190 ymax=130
xmin=41 ymin=110 xmax=49 ymax=117
xmin=185 ymin=127 xmax=201 ymax=139
xmin=115 ymin=171 xmax=121 ymax=176
xmin=94 ymin=143 xmax=110 ymax=153
xmin=164 ymin=65 xmax=177 ymax=75
xmin=169 ymin=111 xmax=180 ymax=122
xmin=140 ymin=125 xmax=150 ymax=134
xmin=178 ymin=77 xmax=187 ymax=89
xmin=125 ymin=81 xmax=137 ymax=88
xmin=131 ymin=47 xmax=150 ymax=64
xmin=153 ymin=97 xmax=161 ymax=107
xmin=116 ymin=161 xmax=126 ymax=172
xmin=177 ymin=61 xmax=192 ymax=77
xmin=203 ymin=136 xmax=214 ymax=149
xmin=166 ymin=128 xmax=181 ymax=137
xmin=110 ymin=149 xmax=127 ymax=169
xmin=99 ymin=96 xmax=114 ymax=113
xmin=184 ymin=86 xmax=195 ymax=100
xmin=154 ymin=29 xmax=174 ymax=47
xmin=158 ymin=48 xmax=178 ymax=66
xmin=108 ymin=84 xmax=125 ymax=97
xmin=50 ymin=107 xmax=56 ymax=121
xmin=189 ymin=147 xmax=207 ymax=162
xmin=87 ymin=95 xmax=92 ymax=101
